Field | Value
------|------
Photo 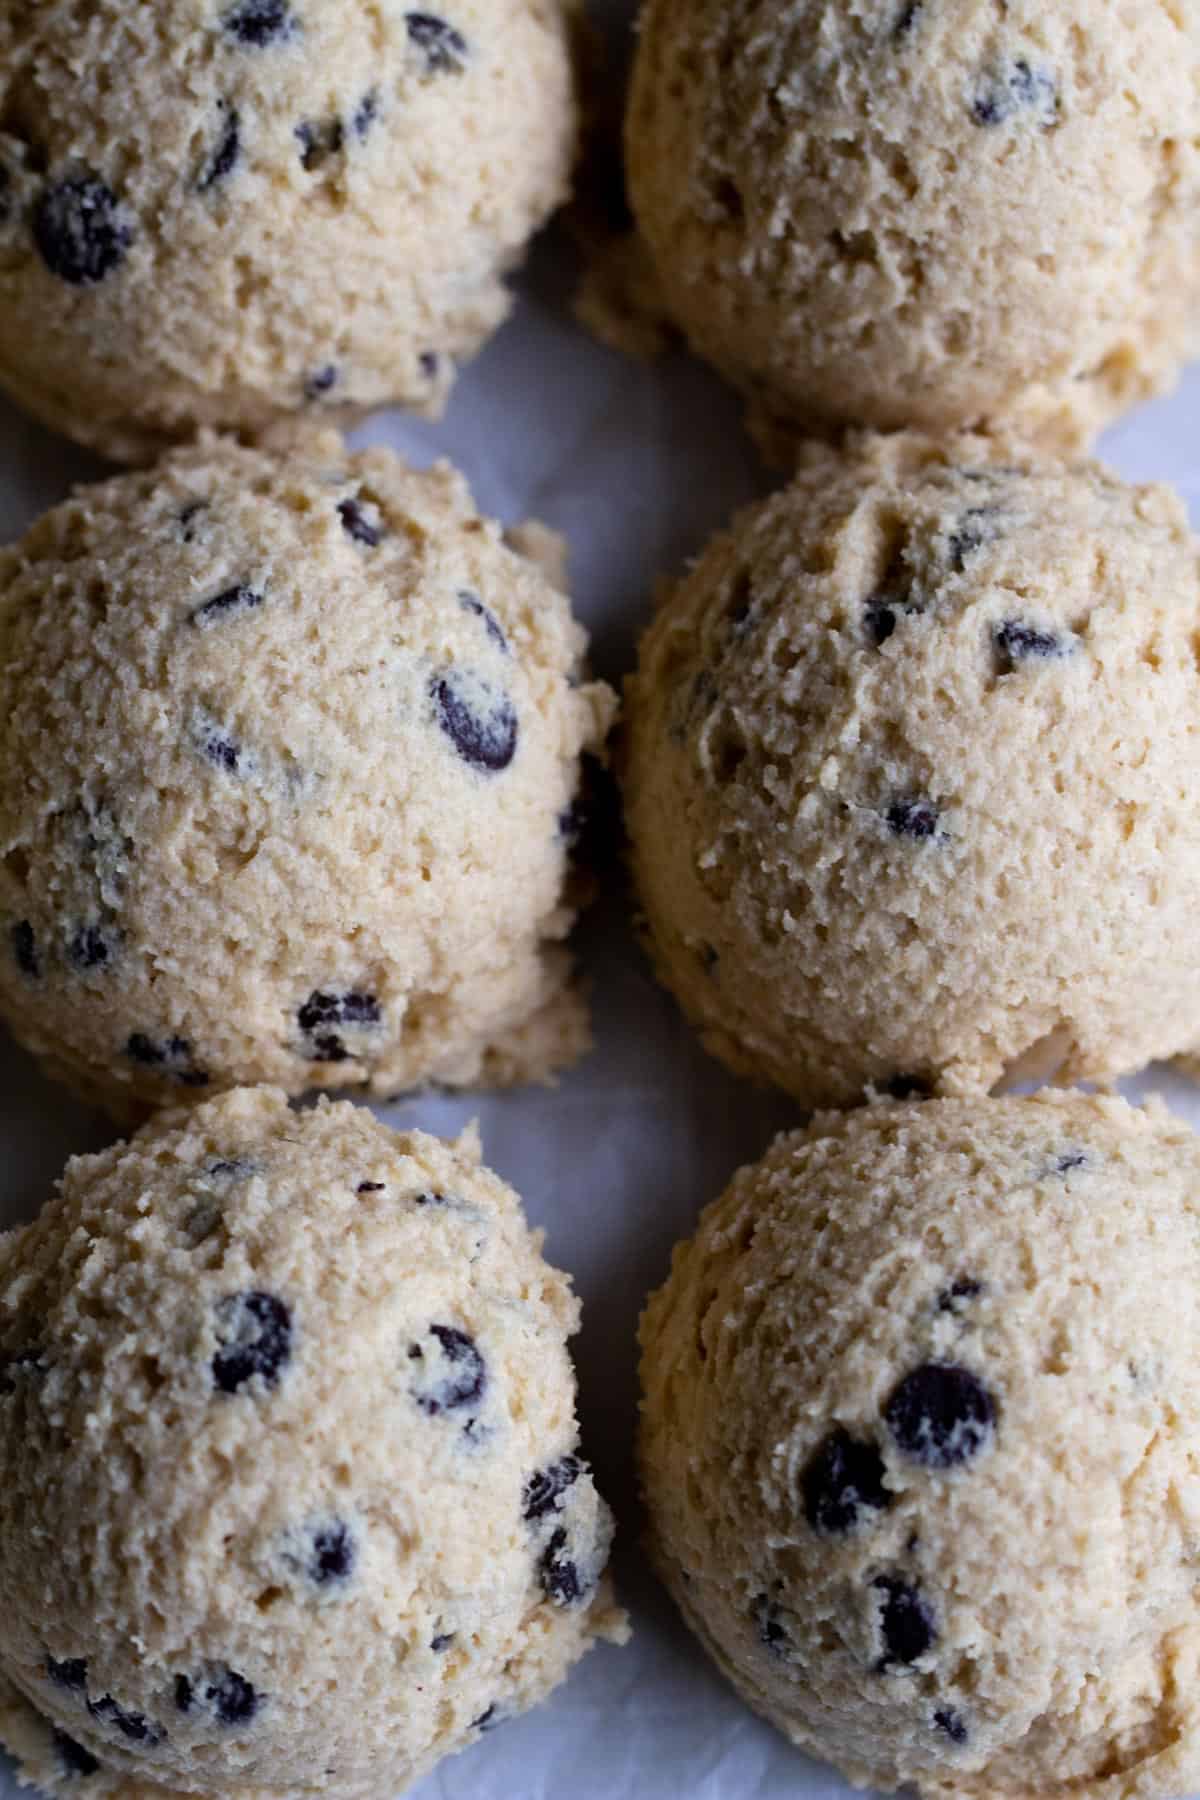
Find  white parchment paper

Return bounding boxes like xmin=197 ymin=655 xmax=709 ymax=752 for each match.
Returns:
xmin=1 ymin=3 xmax=1199 ymax=1792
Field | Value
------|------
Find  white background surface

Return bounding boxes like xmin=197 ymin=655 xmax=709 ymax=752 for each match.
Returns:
xmin=2 ymin=2 xmax=1200 ymax=1794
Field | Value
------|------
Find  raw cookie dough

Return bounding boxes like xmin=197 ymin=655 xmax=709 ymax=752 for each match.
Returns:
xmin=0 ymin=0 xmax=577 ymax=462
xmin=0 ymin=431 xmax=616 ymax=1115
xmin=639 ymin=1092 xmax=1200 ymax=1800
xmin=0 ymin=1086 xmax=627 ymax=1799
xmin=623 ymin=432 xmax=1200 ymax=1109
xmin=625 ymin=0 xmax=1200 ymax=453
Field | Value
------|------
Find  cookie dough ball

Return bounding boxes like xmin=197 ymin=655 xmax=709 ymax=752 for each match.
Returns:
xmin=0 ymin=0 xmax=577 ymax=461
xmin=640 ymin=1092 xmax=1200 ymax=1799
xmin=623 ymin=433 xmax=1200 ymax=1109
xmin=626 ymin=0 xmax=1200 ymax=451
xmin=0 ymin=1088 xmax=627 ymax=1799
xmin=0 ymin=432 xmax=615 ymax=1114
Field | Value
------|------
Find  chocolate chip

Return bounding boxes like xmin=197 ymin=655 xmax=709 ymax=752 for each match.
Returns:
xmin=304 ymin=364 xmax=338 ymax=400
xmin=87 ymin=1695 xmax=164 ymax=1747
xmin=179 ymin=500 xmax=209 ymax=543
xmin=199 ymin=726 xmax=241 ymax=774
xmin=994 ymin=620 xmax=1068 ymax=671
xmin=414 ymin=1191 xmax=449 ymax=1206
xmin=937 ymin=1278 xmax=982 ymax=1313
xmin=972 ymin=59 xmax=1058 ymax=129
xmin=406 ymin=12 xmax=468 ymax=73
xmin=886 ymin=1362 xmax=995 ymax=1468
xmin=54 ymin=1729 xmax=100 ymax=1778
xmin=307 ymin=1522 xmax=355 ymax=1585
xmin=124 ymin=1033 xmax=209 ymax=1087
xmin=865 ymin=549 xmax=919 ymax=646
xmin=295 ymin=118 xmax=344 ymax=170
xmin=1054 ymin=1150 xmax=1087 ymax=1174
xmin=946 ymin=506 xmax=1000 ymax=572
xmin=408 ymin=1323 xmax=486 ymax=1416
xmin=353 ymin=91 xmax=379 ymax=138
xmin=935 ymin=1707 xmax=968 ymax=1744
xmin=430 ymin=1632 xmax=454 ymax=1652
xmin=69 ymin=925 xmax=113 ymax=971
xmin=34 ymin=176 xmax=134 ymax=285
xmin=431 ymin=672 xmax=518 ymax=772
xmin=199 ymin=104 xmax=240 ymax=190
xmin=802 ymin=1428 xmax=891 ymax=1534
xmin=873 ymin=1576 xmax=936 ymax=1668
xmin=459 ymin=591 xmax=508 ymax=653
xmin=419 ymin=350 xmax=440 ymax=379
xmin=886 ymin=799 xmax=939 ymax=840
xmin=523 ymin=1455 xmax=582 ymax=1521
xmin=176 ymin=1669 xmax=259 ymax=1726
xmin=337 ymin=497 xmax=384 ymax=548
xmin=208 ymin=1158 xmax=254 ymax=1180
xmin=883 ymin=1073 xmax=933 ymax=1100
xmin=190 ymin=583 xmax=263 ymax=626
xmin=47 ymin=1656 xmax=88 ymax=1691
xmin=471 ymin=1703 xmax=499 ymax=1732
xmin=222 ymin=0 xmax=294 ymax=45
xmin=357 ymin=1180 xmax=385 ymax=1194
xmin=212 ymin=1291 xmax=292 ymax=1395
xmin=893 ymin=1 xmax=921 ymax=34
xmin=11 ymin=919 xmax=39 ymax=977
xmin=751 ymin=1593 xmax=790 ymax=1657
xmin=538 ymin=1525 xmax=583 ymax=1605
xmin=297 ymin=990 xmax=381 ymax=1065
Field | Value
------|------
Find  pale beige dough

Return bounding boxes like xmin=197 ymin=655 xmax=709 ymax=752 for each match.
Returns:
xmin=0 ymin=431 xmax=616 ymax=1115
xmin=639 ymin=1091 xmax=1200 ymax=1799
xmin=0 ymin=1086 xmax=627 ymax=1799
xmin=623 ymin=432 xmax=1200 ymax=1109
xmin=0 ymin=0 xmax=577 ymax=462
xmin=625 ymin=0 xmax=1200 ymax=453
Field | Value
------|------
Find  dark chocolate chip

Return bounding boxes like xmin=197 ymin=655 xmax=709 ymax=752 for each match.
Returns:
xmin=972 ymin=59 xmax=1059 ymax=129
xmin=419 ymin=350 xmax=440 ymax=379
xmin=199 ymin=105 xmax=241 ymax=190
xmin=308 ymin=1521 xmax=355 ymax=1585
xmin=935 ymin=1707 xmax=968 ymax=1744
xmin=124 ymin=1033 xmax=209 ymax=1087
xmin=222 ymin=0 xmax=295 ymax=46
xmin=538 ymin=1525 xmax=583 ymax=1605
xmin=69 ymin=925 xmax=113 ymax=971
xmin=873 ymin=1576 xmax=936 ymax=1668
xmin=353 ymin=91 xmax=379 ymax=138
xmin=54 ymin=1729 xmax=100 ymax=1778
xmin=885 ymin=1362 xmax=995 ymax=1468
xmin=304 ymin=364 xmax=338 ymax=400
xmin=176 ymin=1669 xmax=259 ymax=1726
xmin=295 ymin=118 xmax=344 ymax=171
xmin=946 ymin=506 xmax=999 ymax=572
xmin=937 ymin=1278 xmax=982 ymax=1314
xmin=994 ymin=620 xmax=1068 ymax=671
xmin=337 ymin=497 xmax=384 ymax=548
xmin=523 ymin=1455 xmax=582 ymax=1521
xmin=179 ymin=501 xmax=209 ymax=543
xmin=431 ymin=672 xmax=518 ymax=772
xmin=459 ymin=590 xmax=508 ymax=653
xmin=212 ymin=1291 xmax=292 ymax=1395
xmin=865 ymin=553 xmax=920 ymax=645
xmin=471 ymin=1703 xmax=499 ymax=1732
xmin=414 ymin=1191 xmax=449 ymax=1206
xmin=893 ymin=2 xmax=922 ymax=34
xmin=408 ymin=1323 xmax=486 ymax=1416
xmin=430 ymin=1632 xmax=454 ymax=1652
xmin=190 ymin=583 xmax=263 ymax=626
xmin=802 ymin=1428 xmax=891 ymax=1534
xmin=33 ymin=176 xmax=134 ymax=285
xmin=406 ymin=12 xmax=468 ymax=73
xmin=11 ymin=919 xmax=39 ymax=977
xmin=886 ymin=799 xmax=939 ymax=840
xmin=298 ymin=991 xmax=381 ymax=1034
xmin=87 ymin=1695 xmax=164 ymax=1747
xmin=47 ymin=1656 xmax=88 ymax=1691
xmin=751 ymin=1593 xmax=790 ymax=1657
xmin=1054 ymin=1150 xmax=1087 ymax=1175
xmin=357 ymin=1180 xmax=385 ymax=1194
xmin=199 ymin=726 xmax=242 ymax=774
xmin=208 ymin=1158 xmax=254 ymax=1180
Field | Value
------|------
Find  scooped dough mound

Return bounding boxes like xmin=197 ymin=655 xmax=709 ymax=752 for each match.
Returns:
xmin=0 ymin=431 xmax=615 ymax=1115
xmin=625 ymin=0 xmax=1200 ymax=451
xmin=623 ymin=431 xmax=1200 ymax=1108
xmin=639 ymin=1092 xmax=1200 ymax=1799
xmin=0 ymin=1086 xmax=627 ymax=1799
xmin=0 ymin=0 xmax=577 ymax=460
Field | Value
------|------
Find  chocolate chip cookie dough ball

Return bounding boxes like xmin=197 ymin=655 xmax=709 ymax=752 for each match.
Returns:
xmin=623 ymin=433 xmax=1200 ymax=1108
xmin=0 ymin=1087 xmax=627 ymax=1799
xmin=0 ymin=432 xmax=615 ymax=1114
xmin=640 ymin=1092 xmax=1200 ymax=1799
xmin=626 ymin=0 xmax=1200 ymax=451
xmin=0 ymin=0 xmax=577 ymax=461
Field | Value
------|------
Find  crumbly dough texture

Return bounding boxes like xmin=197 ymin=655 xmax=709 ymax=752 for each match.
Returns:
xmin=0 ymin=1087 xmax=627 ymax=1799
xmin=625 ymin=0 xmax=1200 ymax=452
xmin=0 ymin=0 xmax=577 ymax=462
xmin=623 ymin=432 xmax=1200 ymax=1109
xmin=639 ymin=1092 xmax=1200 ymax=1799
xmin=0 ymin=431 xmax=615 ymax=1115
